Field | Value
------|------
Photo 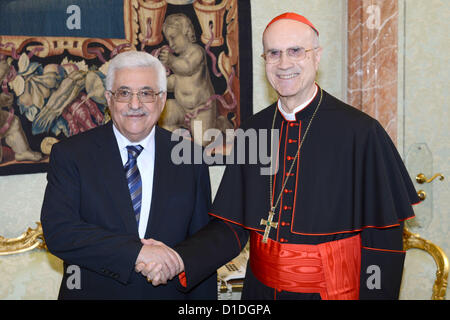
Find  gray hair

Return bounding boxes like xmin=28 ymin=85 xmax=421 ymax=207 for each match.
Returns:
xmin=105 ymin=50 xmax=167 ymax=92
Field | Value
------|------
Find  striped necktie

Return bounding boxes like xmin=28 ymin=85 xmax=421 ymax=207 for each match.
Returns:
xmin=124 ymin=145 xmax=143 ymax=226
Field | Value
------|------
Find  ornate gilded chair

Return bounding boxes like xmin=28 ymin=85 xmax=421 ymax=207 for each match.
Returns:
xmin=0 ymin=222 xmax=47 ymax=256
xmin=403 ymin=227 xmax=448 ymax=300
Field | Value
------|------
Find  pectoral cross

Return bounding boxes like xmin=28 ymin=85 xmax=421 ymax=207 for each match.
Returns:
xmin=260 ymin=208 xmax=278 ymax=243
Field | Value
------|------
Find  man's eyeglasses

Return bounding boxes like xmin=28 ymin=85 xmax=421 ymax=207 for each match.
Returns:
xmin=261 ymin=46 xmax=318 ymax=64
xmin=108 ymin=88 xmax=163 ymax=103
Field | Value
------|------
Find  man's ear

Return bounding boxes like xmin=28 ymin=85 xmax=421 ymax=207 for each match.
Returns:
xmin=104 ymin=90 xmax=113 ymax=106
xmin=314 ymin=47 xmax=323 ymax=69
xmin=159 ymin=91 xmax=167 ymax=112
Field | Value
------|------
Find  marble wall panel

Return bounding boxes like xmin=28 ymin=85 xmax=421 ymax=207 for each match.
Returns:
xmin=348 ymin=0 xmax=398 ymax=143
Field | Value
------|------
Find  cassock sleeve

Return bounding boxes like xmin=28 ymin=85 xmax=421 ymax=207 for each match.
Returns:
xmin=359 ymin=223 xmax=406 ymax=299
xmin=357 ymin=121 xmax=420 ymax=299
xmin=175 ymin=219 xmax=249 ymax=292
xmin=175 ymin=141 xmax=250 ymax=292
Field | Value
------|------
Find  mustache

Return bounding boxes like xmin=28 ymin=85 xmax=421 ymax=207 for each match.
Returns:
xmin=121 ymin=109 xmax=149 ymax=116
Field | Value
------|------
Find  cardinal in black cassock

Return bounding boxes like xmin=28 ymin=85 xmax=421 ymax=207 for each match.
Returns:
xmin=173 ymin=12 xmax=420 ymax=300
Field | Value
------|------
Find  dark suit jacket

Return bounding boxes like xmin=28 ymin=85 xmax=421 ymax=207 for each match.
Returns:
xmin=41 ymin=122 xmax=216 ymax=299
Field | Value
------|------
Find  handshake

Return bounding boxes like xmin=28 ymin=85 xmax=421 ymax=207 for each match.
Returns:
xmin=135 ymin=238 xmax=184 ymax=286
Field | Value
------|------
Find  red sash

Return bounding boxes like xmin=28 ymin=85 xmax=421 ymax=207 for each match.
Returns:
xmin=250 ymin=232 xmax=361 ymax=300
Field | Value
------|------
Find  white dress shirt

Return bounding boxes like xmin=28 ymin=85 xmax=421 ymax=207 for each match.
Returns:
xmin=113 ymin=125 xmax=155 ymax=239
xmin=277 ymin=84 xmax=318 ymax=121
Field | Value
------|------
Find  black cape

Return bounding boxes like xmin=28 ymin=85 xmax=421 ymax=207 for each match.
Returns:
xmin=175 ymin=87 xmax=420 ymax=299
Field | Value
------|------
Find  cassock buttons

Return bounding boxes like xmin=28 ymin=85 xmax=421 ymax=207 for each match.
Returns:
xmin=286 ymin=172 xmax=295 ymax=177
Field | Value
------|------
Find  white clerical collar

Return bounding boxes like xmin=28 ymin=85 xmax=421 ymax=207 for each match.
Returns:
xmin=113 ymin=124 xmax=155 ymax=164
xmin=277 ymin=84 xmax=318 ymax=121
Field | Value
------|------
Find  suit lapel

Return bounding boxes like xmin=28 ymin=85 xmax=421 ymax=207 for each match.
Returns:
xmin=93 ymin=122 xmax=139 ymax=236
xmin=144 ymin=126 xmax=170 ymax=239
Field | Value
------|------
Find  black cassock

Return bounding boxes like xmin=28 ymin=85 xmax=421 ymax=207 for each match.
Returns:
xmin=175 ymin=87 xmax=420 ymax=300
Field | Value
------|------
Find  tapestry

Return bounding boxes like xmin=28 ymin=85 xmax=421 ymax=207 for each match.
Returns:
xmin=0 ymin=0 xmax=252 ymax=175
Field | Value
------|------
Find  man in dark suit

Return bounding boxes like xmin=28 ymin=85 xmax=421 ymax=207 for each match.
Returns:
xmin=40 ymin=50 xmax=216 ymax=299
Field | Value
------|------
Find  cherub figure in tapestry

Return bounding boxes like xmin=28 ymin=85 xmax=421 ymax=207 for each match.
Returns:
xmin=158 ymin=13 xmax=232 ymax=146
xmin=0 ymin=58 xmax=42 ymax=163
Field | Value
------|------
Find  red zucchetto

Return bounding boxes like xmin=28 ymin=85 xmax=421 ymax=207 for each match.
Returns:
xmin=264 ymin=12 xmax=319 ymax=36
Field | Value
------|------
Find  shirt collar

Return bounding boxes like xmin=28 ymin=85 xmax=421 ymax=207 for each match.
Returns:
xmin=277 ymin=84 xmax=318 ymax=121
xmin=113 ymin=124 xmax=155 ymax=153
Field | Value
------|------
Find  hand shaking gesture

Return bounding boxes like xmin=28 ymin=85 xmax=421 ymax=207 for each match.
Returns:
xmin=135 ymin=238 xmax=184 ymax=286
